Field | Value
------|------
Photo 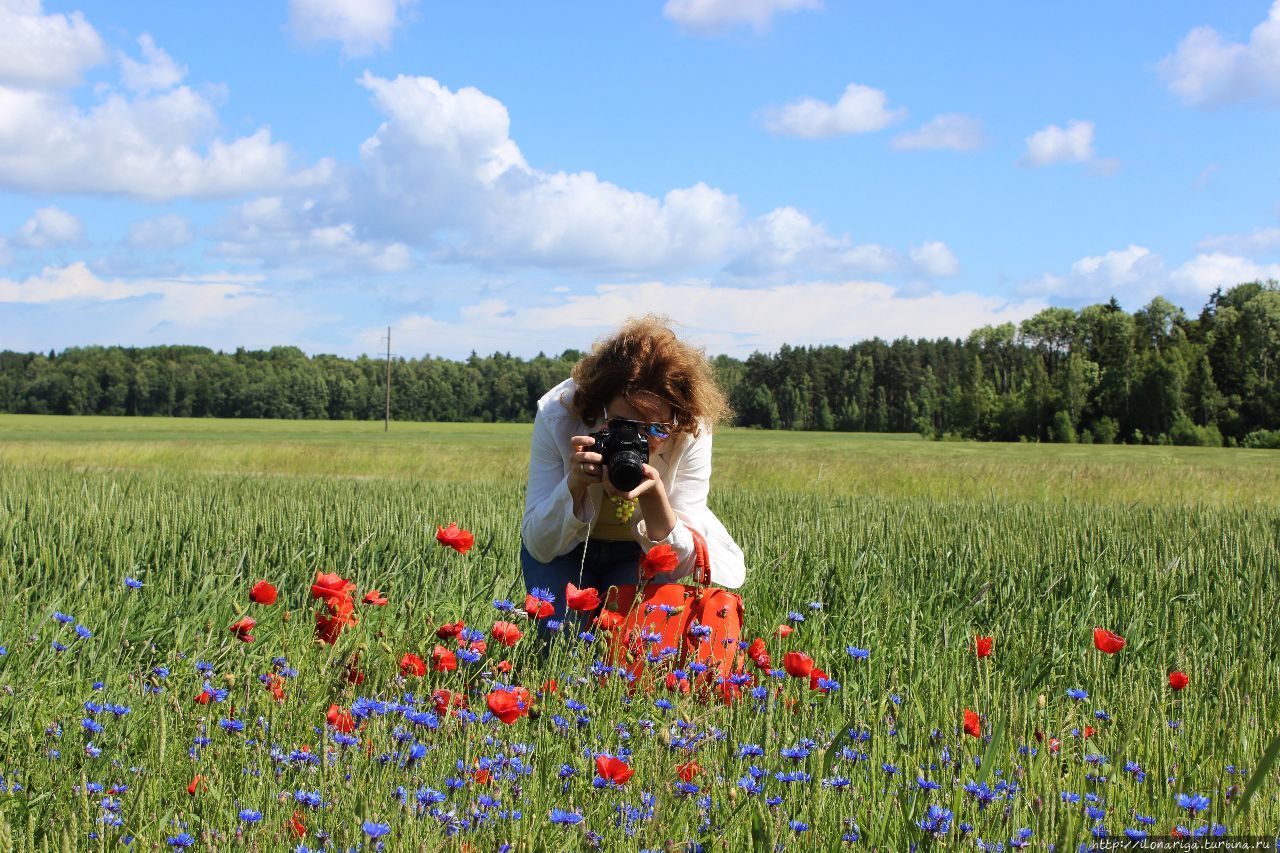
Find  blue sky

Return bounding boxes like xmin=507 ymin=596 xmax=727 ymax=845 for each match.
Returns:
xmin=2 ymin=0 xmax=1279 ymax=358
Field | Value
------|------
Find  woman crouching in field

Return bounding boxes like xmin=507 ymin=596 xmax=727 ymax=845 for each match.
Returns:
xmin=520 ymin=315 xmax=745 ymax=640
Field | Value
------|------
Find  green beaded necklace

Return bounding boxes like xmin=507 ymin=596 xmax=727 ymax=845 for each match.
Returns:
xmin=610 ymin=495 xmax=638 ymax=522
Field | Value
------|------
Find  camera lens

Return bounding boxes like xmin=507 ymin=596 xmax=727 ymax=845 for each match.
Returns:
xmin=607 ymin=451 xmax=645 ymax=491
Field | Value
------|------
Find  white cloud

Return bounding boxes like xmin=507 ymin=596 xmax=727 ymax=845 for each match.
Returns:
xmin=14 ymin=205 xmax=83 ymax=248
xmin=1020 ymin=119 xmax=1095 ymax=167
xmin=126 ymin=214 xmax=193 ymax=249
xmin=1023 ymin=245 xmax=1280 ymax=307
xmin=366 ymin=279 xmax=1045 ymax=359
xmin=662 ymin=0 xmax=822 ymax=35
xmin=0 ymin=261 xmax=259 ymax=314
xmin=725 ymin=206 xmax=896 ymax=276
xmin=213 ymin=195 xmax=412 ymax=276
xmin=1170 ymin=252 xmax=1280 ymax=294
xmin=910 ymin=241 xmax=960 ymax=277
xmin=0 ymin=84 xmax=332 ymax=199
xmin=761 ymin=83 xmax=906 ymax=139
xmin=119 ymin=33 xmax=186 ymax=93
xmin=1159 ymin=2 xmax=1280 ymax=107
xmin=355 ymin=72 xmax=743 ymax=272
xmin=891 ymin=113 xmax=985 ymax=151
xmin=289 ymin=0 xmax=418 ymax=57
xmin=1196 ymin=226 xmax=1280 ymax=256
xmin=0 ymin=0 xmax=106 ymax=89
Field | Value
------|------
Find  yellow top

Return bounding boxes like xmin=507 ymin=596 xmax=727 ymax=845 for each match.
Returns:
xmin=588 ymin=491 xmax=641 ymax=541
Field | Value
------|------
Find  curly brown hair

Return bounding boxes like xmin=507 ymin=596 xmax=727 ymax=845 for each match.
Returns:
xmin=565 ymin=315 xmax=732 ymax=437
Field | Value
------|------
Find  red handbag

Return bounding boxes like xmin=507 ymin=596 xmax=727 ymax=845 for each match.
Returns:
xmin=600 ymin=529 xmax=747 ymax=697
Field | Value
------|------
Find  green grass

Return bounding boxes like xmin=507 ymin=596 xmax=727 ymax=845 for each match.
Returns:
xmin=0 ymin=416 xmax=1276 ymax=849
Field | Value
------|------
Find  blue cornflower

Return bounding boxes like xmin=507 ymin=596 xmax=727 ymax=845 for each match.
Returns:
xmin=492 ymin=599 xmax=515 ymax=612
xmin=362 ymin=821 xmax=391 ymax=838
xmin=239 ymin=810 xmax=262 ymax=823
xmin=1066 ymin=688 xmax=1089 ymax=701
xmin=789 ymin=820 xmax=809 ymax=832
xmin=846 ymin=646 xmax=870 ymax=660
xmin=1125 ymin=829 xmax=1148 ymax=840
xmin=53 ymin=612 xmax=74 ymax=624
xmin=457 ymin=648 xmax=481 ymax=665
xmin=81 ymin=718 xmax=103 ymax=734
xmin=917 ymin=804 xmax=953 ymax=834
xmin=124 ymin=577 xmax=143 ymax=589
xmin=786 ymin=611 xmax=805 ymax=623
xmin=807 ymin=601 xmax=822 ymax=610
xmin=738 ymin=743 xmax=764 ymax=758
xmin=549 ymin=809 xmax=583 ymax=825
xmin=51 ymin=641 xmax=67 ymax=652
xmin=294 ymin=790 xmax=322 ymax=808
xmin=74 ymin=624 xmax=92 ymax=639
xmin=219 ymin=719 xmax=245 ymax=733
xmin=1176 ymin=793 xmax=1210 ymax=813
xmin=916 ymin=778 xmax=941 ymax=791
xmin=529 ymin=587 xmax=554 ymax=603
xmin=166 ymin=835 xmax=194 ymax=848
xmin=460 ymin=627 xmax=486 ymax=643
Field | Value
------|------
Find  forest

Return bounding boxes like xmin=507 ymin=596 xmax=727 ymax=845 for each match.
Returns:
xmin=2 ymin=282 xmax=1277 ymax=448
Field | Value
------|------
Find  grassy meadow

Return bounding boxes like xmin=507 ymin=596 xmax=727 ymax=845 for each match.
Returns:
xmin=0 ymin=414 xmax=1277 ymax=849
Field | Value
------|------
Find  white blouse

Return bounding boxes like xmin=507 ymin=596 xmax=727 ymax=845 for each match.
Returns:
xmin=520 ymin=377 xmax=746 ymax=589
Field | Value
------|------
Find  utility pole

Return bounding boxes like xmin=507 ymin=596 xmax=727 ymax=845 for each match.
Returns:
xmin=384 ymin=325 xmax=391 ymax=432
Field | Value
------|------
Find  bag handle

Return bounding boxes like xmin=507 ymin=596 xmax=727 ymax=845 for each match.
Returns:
xmin=689 ymin=526 xmax=711 ymax=586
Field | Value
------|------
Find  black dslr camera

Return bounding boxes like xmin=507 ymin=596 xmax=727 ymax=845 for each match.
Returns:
xmin=587 ymin=419 xmax=649 ymax=491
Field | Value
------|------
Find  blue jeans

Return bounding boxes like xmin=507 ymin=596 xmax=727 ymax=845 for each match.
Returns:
xmin=520 ymin=539 xmax=642 ymax=629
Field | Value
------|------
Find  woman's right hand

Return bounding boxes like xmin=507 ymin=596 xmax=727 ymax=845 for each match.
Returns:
xmin=567 ymin=435 xmax=604 ymax=498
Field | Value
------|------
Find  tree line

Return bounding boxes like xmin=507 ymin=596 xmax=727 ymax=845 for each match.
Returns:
xmin=2 ymin=282 xmax=1277 ymax=448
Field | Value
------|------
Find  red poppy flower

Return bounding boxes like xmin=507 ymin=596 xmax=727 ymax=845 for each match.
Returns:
xmin=194 ymin=689 xmax=212 ymax=704
xmin=639 ymin=544 xmax=678 ymax=581
xmin=345 ymin=666 xmax=365 ymax=685
xmin=747 ymin=638 xmax=771 ymax=671
xmin=468 ymin=639 xmax=488 ymax=654
xmin=436 ymin=620 xmax=466 ymax=639
xmin=311 ymin=571 xmax=355 ymax=605
xmin=436 ymin=522 xmax=475 ymax=554
xmin=1093 ymin=627 xmax=1126 ymax=654
xmin=496 ymin=660 xmax=513 ymax=674
xmin=362 ymin=589 xmax=388 ymax=606
xmin=325 ymin=704 xmax=355 ymax=733
xmin=491 ymin=621 xmax=523 ymax=647
xmin=486 ymin=687 xmax=530 ymax=724
xmin=975 ymin=635 xmax=993 ymax=658
xmin=431 ymin=688 xmax=467 ymax=714
xmin=963 ymin=708 xmax=981 ymax=738
xmin=1168 ymin=670 xmax=1188 ymax=690
xmin=664 ymin=671 xmax=690 ymax=693
xmin=400 ymin=653 xmax=426 ymax=677
xmin=808 ymin=667 xmax=831 ymax=692
xmin=186 ymin=775 xmax=203 ymax=795
xmin=775 ymin=624 xmax=794 ymax=639
xmin=249 ymin=580 xmax=277 ymax=605
xmin=288 ymin=812 xmax=306 ymax=837
xmin=565 ymin=583 xmax=601 ymax=612
xmin=1048 ymin=737 xmax=1061 ymax=753
xmin=593 ymin=610 xmax=624 ymax=631
xmin=228 ymin=616 xmax=256 ymax=643
xmin=782 ymin=651 xmax=814 ymax=678
xmin=540 ymin=678 xmax=559 ymax=695
xmin=676 ymin=761 xmax=702 ymax=782
xmin=1082 ymin=725 xmax=1095 ymax=739
xmin=263 ymin=673 xmax=286 ymax=702
xmin=431 ymin=644 xmax=457 ymax=672
xmin=595 ymin=754 xmax=633 ymax=786
xmin=523 ymin=593 xmax=554 ymax=620
xmin=314 ymin=596 xmax=357 ymax=644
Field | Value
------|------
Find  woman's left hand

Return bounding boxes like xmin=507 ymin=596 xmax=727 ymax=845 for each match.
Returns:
xmin=601 ymin=463 xmax=663 ymax=501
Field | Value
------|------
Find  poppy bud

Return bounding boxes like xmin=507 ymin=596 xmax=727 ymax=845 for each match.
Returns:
xmin=282 ymin=610 xmax=292 ymax=623
xmin=222 ymin=673 xmax=236 ymax=688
